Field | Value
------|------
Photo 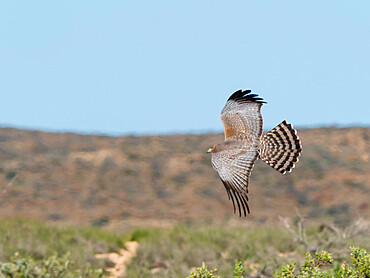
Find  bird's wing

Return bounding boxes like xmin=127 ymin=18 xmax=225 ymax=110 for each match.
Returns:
xmin=211 ymin=150 xmax=258 ymax=216
xmin=221 ymin=90 xmax=266 ymax=141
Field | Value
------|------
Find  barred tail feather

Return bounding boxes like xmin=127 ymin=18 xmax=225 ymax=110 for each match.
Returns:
xmin=259 ymin=120 xmax=302 ymax=174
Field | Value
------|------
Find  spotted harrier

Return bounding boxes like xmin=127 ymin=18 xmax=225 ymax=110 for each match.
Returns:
xmin=207 ymin=90 xmax=302 ymax=216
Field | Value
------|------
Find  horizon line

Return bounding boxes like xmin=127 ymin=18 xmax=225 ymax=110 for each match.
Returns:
xmin=0 ymin=123 xmax=369 ymax=138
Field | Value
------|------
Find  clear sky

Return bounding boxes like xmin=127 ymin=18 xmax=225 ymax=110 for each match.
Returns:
xmin=1 ymin=1 xmax=369 ymax=135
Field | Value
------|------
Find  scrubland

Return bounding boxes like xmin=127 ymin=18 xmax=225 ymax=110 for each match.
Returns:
xmin=0 ymin=218 xmax=369 ymax=277
xmin=0 ymin=126 xmax=369 ymax=277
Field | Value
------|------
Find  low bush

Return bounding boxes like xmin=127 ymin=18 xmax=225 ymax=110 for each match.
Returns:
xmin=188 ymin=246 xmax=369 ymax=278
xmin=0 ymin=253 xmax=104 ymax=278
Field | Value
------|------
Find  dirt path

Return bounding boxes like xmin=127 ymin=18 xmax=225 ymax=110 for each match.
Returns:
xmin=95 ymin=241 xmax=139 ymax=278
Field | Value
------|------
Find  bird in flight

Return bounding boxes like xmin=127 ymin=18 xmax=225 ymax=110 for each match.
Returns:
xmin=207 ymin=90 xmax=302 ymax=216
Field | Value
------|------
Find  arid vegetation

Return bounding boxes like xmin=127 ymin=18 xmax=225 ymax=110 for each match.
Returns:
xmin=0 ymin=218 xmax=368 ymax=277
xmin=0 ymin=126 xmax=369 ymax=277
xmin=0 ymin=127 xmax=368 ymax=227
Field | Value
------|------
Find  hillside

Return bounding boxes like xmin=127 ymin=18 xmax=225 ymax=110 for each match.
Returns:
xmin=0 ymin=127 xmax=368 ymax=228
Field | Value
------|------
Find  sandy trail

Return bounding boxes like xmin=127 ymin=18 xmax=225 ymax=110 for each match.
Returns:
xmin=95 ymin=241 xmax=139 ymax=278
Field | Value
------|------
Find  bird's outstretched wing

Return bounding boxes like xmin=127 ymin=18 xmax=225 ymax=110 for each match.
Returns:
xmin=211 ymin=149 xmax=258 ymax=216
xmin=221 ymin=90 xmax=266 ymax=141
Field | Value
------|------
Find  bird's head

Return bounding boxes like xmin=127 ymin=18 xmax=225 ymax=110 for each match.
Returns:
xmin=206 ymin=145 xmax=216 ymax=154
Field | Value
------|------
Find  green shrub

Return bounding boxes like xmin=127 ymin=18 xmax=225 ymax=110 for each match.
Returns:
xmin=0 ymin=253 xmax=104 ymax=278
xmin=233 ymin=261 xmax=245 ymax=278
xmin=343 ymin=246 xmax=370 ymax=278
xmin=274 ymin=246 xmax=369 ymax=278
xmin=188 ymin=246 xmax=369 ymax=278
xmin=275 ymin=250 xmax=333 ymax=278
xmin=186 ymin=262 xmax=221 ymax=278
xmin=0 ymin=219 xmax=128 ymax=269
xmin=186 ymin=261 xmax=245 ymax=278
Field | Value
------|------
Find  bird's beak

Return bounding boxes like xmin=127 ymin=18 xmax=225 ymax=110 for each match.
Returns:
xmin=206 ymin=147 xmax=212 ymax=153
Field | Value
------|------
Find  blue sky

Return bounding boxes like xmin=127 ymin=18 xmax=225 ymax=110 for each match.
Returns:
xmin=1 ymin=1 xmax=369 ymax=135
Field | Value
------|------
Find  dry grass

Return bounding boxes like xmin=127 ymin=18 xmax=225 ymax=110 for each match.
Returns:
xmin=0 ymin=218 xmax=369 ymax=277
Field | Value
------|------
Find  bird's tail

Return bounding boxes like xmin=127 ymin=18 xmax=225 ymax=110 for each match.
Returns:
xmin=259 ymin=120 xmax=302 ymax=174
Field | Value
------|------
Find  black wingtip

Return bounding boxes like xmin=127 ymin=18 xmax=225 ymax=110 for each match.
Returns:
xmin=232 ymin=190 xmax=242 ymax=217
xmin=227 ymin=89 xmax=267 ymax=104
xmin=220 ymin=179 xmax=250 ymax=217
